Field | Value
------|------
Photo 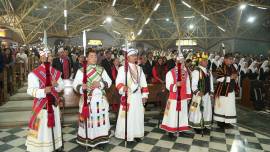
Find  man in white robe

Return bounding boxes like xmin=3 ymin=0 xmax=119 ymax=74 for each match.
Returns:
xmin=160 ymin=51 xmax=192 ymax=138
xmin=115 ymin=48 xmax=149 ymax=142
xmin=26 ymin=50 xmax=65 ymax=152
xmin=189 ymin=52 xmax=214 ymax=134
xmin=73 ymin=50 xmax=112 ymax=149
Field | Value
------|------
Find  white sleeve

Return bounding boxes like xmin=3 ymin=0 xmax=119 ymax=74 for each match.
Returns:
xmin=210 ymin=72 xmax=214 ymax=93
xmin=73 ymin=70 xmax=83 ymax=94
xmin=165 ymin=71 xmax=176 ymax=92
xmin=27 ymin=72 xmax=46 ymax=98
xmin=55 ymin=77 xmax=65 ymax=92
xmin=100 ymin=70 xmax=112 ymax=89
xmin=186 ymin=72 xmax=191 ymax=94
xmin=115 ymin=66 xmax=125 ymax=95
xmin=191 ymin=70 xmax=199 ymax=93
xmin=140 ymin=67 xmax=149 ymax=98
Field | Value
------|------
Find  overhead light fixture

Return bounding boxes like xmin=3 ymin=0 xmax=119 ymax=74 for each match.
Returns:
xmin=184 ymin=16 xmax=195 ymax=19
xmin=145 ymin=18 xmax=150 ymax=24
xmin=105 ymin=16 xmax=112 ymax=23
xmin=137 ymin=29 xmax=142 ymax=35
xmin=201 ymin=15 xmax=209 ymax=20
xmin=166 ymin=18 xmax=170 ymax=21
xmin=64 ymin=24 xmax=67 ymax=30
xmin=113 ymin=30 xmax=121 ymax=35
xmin=217 ymin=26 xmax=226 ymax=32
xmin=182 ymin=1 xmax=191 ymax=8
xmin=112 ymin=0 xmax=117 ymax=6
xmin=153 ymin=3 xmax=160 ymax=11
xmin=100 ymin=24 xmax=104 ymax=26
xmin=124 ymin=17 xmax=134 ymax=20
xmin=239 ymin=3 xmax=247 ymax=10
xmin=188 ymin=24 xmax=194 ymax=29
xmin=257 ymin=6 xmax=267 ymax=10
xmin=247 ymin=16 xmax=256 ymax=23
xmin=43 ymin=5 xmax=48 ymax=9
xmin=64 ymin=10 xmax=67 ymax=17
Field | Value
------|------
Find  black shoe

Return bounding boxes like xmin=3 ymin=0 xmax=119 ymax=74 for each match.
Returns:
xmin=179 ymin=132 xmax=193 ymax=137
xmin=134 ymin=138 xmax=142 ymax=142
xmin=217 ymin=122 xmax=225 ymax=128
xmin=203 ymin=128 xmax=211 ymax=133
xmin=168 ymin=133 xmax=174 ymax=138
xmin=96 ymin=144 xmax=105 ymax=150
xmin=224 ymin=123 xmax=234 ymax=129
xmin=194 ymin=128 xmax=201 ymax=134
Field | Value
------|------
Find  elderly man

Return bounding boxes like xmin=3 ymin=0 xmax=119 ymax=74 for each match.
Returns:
xmin=52 ymin=47 xmax=72 ymax=79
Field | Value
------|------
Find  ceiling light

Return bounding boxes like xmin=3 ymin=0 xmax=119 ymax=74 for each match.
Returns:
xmin=137 ymin=29 xmax=142 ymax=35
xmin=184 ymin=16 xmax=195 ymax=19
xmin=105 ymin=16 xmax=112 ymax=23
xmin=43 ymin=5 xmax=48 ymax=9
xmin=112 ymin=0 xmax=117 ymax=6
xmin=239 ymin=3 xmax=247 ymax=10
xmin=217 ymin=26 xmax=226 ymax=32
xmin=201 ymin=15 xmax=209 ymax=20
xmin=124 ymin=17 xmax=134 ymax=20
xmin=247 ymin=16 xmax=256 ymax=23
xmin=182 ymin=1 xmax=191 ymax=8
xmin=145 ymin=18 xmax=150 ymax=24
xmin=257 ymin=6 xmax=267 ymax=10
xmin=64 ymin=24 xmax=67 ymax=30
xmin=153 ymin=3 xmax=160 ymax=11
xmin=188 ymin=24 xmax=194 ymax=29
xmin=166 ymin=18 xmax=170 ymax=21
xmin=113 ymin=30 xmax=120 ymax=35
xmin=64 ymin=10 xmax=67 ymax=17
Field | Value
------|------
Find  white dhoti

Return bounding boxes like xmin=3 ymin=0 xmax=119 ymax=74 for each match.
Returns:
xmin=189 ymin=94 xmax=212 ymax=128
xmin=26 ymin=106 xmax=62 ymax=152
xmin=214 ymin=92 xmax=237 ymax=123
xmin=160 ymin=99 xmax=190 ymax=133
xmin=115 ymin=93 xmax=145 ymax=141
xmin=77 ymin=90 xmax=110 ymax=147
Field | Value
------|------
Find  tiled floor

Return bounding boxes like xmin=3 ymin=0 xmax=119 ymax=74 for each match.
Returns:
xmin=0 ymin=116 xmax=270 ymax=152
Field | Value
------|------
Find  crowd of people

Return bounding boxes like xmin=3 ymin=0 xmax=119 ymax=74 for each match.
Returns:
xmin=0 ymin=45 xmax=269 ymax=152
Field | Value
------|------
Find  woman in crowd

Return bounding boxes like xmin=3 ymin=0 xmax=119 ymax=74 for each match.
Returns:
xmin=247 ymin=61 xmax=259 ymax=80
xmin=152 ymin=57 xmax=167 ymax=84
xmin=259 ymin=60 xmax=269 ymax=81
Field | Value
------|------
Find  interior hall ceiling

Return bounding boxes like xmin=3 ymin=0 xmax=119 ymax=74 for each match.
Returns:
xmin=0 ymin=0 xmax=270 ymax=49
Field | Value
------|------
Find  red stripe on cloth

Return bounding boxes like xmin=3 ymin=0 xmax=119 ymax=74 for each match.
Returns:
xmin=160 ymin=125 xmax=190 ymax=132
xmin=87 ymin=68 xmax=97 ymax=78
xmin=116 ymin=83 xmax=124 ymax=90
xmin=141 ymin=87 xmax=149 ymax=93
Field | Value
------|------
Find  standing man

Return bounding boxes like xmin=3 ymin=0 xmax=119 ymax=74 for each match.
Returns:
xmin=115 ymin=48 xmax=149 ymax=142
xmin=101 ymin=50 xmax=113 ymax=80
xmin=52 ymin=47 xmax=72 ymax=79
xmin=73 ymin=49 xmax=112 ymax=149
xmin=189 ymin=52 xmax=214 ymax=133
xmin=214 ymin=53 xmax=238 ymax=128
xmin=160 ymin=51 xmax=192 ymax=137
xmin=25 ymin=50 xmax=64 ymax=152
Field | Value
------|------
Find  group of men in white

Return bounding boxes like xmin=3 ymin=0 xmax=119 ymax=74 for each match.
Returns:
xmin=25 ymin=47 xmax=238 ymax=152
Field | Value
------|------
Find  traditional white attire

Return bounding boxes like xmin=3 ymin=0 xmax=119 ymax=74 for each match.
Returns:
xmin=73 ymin=64 xmax=112 ymax=147
xmin=26 ymin=65 xmax=64 ymax=152
xmin=115 ymin=62 xmax=149 ymax=141
xmin=160 ymin=65 xmax=192 ymax=133
xmin=189 ymin=66 xmax=214 ymax=129
xmin=214 ymin=63 xmax=238 ymax=124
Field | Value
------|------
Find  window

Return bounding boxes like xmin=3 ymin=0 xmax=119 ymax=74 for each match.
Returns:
xmin=88 ymin=40 xmax=102 ymax=46
xmin=176 ymin=39 xmax=197 ymax=46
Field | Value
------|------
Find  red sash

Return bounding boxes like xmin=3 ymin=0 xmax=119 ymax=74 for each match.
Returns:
xmin=168 ymin=69 xmax=192 ymax=111
xmin=63 ymin=57 xmax=70 ymax=79
xmin=28 ymin=65 xmax=61 ymax=130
